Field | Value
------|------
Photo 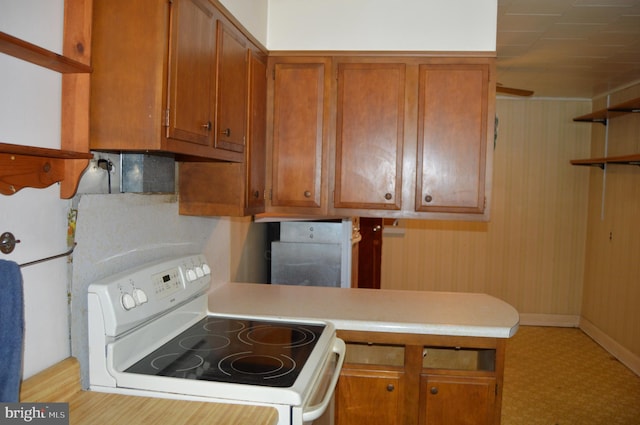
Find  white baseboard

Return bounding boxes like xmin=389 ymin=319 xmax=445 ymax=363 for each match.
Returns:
xmin=579 ymin=317 xmax=640 ymax=377
xmin=518 ymin=313 xmax=580 ymax=327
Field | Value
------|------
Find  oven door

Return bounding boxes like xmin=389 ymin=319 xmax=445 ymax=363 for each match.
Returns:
xmin=294 ymin=338 xmax=345 ymax=425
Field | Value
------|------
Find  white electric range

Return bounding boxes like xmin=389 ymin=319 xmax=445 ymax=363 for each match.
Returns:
xmin=87 ymin=254 xmax=345 ymax=425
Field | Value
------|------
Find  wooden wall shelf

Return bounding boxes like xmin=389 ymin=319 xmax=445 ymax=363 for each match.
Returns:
xmin=0 ymin=31 xmax=91 ymax=74
xmin=0 ymin=0 xmax=93 ymax=198
xmin=571 ymin=97 xmax=640 ymax=169
xmin=570 ymin=154 xmax=640 ymax=169
xmin=0 ymin=142 xmax=93 ymax=195
xmin=573 ymin=97 xmax=640 ymax=125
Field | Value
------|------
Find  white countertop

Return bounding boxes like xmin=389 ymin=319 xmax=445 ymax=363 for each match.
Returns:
xmin=207 ymin=283 xmax=519 ymax=338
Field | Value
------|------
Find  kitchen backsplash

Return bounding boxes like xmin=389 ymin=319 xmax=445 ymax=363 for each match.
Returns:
xmin=70 ymin=193 xmax=221 ymax=387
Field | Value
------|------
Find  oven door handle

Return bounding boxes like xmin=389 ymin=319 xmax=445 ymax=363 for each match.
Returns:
xmin=302 ymin=338 xmax=346 ymax=422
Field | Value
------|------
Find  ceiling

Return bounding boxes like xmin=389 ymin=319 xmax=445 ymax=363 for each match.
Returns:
xmin=496 ymin=0 xmax=640 ymax=98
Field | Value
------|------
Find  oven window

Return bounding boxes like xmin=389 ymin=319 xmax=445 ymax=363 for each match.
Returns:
xmin=124 ymin=317 xmax=325 ymax=388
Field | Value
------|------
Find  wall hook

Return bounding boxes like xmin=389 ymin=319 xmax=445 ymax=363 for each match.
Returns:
xmin=0 ymin=232 xmax=20 ymax=254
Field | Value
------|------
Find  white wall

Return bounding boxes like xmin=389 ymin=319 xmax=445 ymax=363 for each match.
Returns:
xmin=0 ymin=0 xmax=72 ymax=378
xmin=219 ymin=0 xmax=498 ymax=52
xmin=219 ymin=0 xmax=269 ymax=46
xmin=267 ymin=0 xmax=497 ymax=51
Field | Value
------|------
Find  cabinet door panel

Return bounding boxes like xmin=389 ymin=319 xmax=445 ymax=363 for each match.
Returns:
xmin=215 ymin=21 xmax=247 ymax=153
xmin=167 ymin=0 xmax=215 ymax=145
xmin=271 ymin=62 xmax=326 ymax=208
xmin=420 ymin=375 xmax=495 ymax=425
xmin=334 ymin=63 xmax=405 ymax=210
xmin=416 ymin=65 xmax=488 ymax=213
xmin=247 ymin=52 xmax=267 ymax=211
xmin=336 ymin=369 xmax=404 ymax=425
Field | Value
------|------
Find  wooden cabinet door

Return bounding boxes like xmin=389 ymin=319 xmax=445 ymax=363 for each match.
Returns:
xmin=334 ymin=63 xmax=405 ymax=210
xmin=416 ymin=64 xmax=489 ymax=213
xmin=336 ymin=368 xmax=404 ymax=425
xmin=419 ymin=375 xmax=496 ymax=425
xmin=167 ymin=0 xmax=215 ymax=146
xmin=270 ymin=60 xmax=329 ymax=209
xmin=178 ymin=49 xmax=266 ymax=217
xmin=214 ymin=20 xmax=248 ymax=155
xmin=246 ymin=51 xmax=267 ymax=212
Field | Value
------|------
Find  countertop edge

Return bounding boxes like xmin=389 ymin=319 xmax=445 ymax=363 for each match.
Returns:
xmin=330 ymin=319 xmax=520 ymax=338
xmin=208 ymin=283 xmax=521 ymax=339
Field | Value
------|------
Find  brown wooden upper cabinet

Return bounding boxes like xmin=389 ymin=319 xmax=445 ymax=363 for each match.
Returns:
xmin=166 ymin=0 xmax=215 ymax=147
xmin=263 ymin=55 xmax=495 ymax=221
xmin=214 ymin=21 xmax=248 ymax=155
xmin=334 ymin=63 xmax=405 ymax=211
xmin=266 ymin=57 xmax=332 ymax=214
xmin=246 ymin=52 xmax=268 ymax=213
xmin=178 ymin=50 xmax=267 ymax=217
xmin=90 ymin=0 xmax=248 ymax=162
xmin=329 ymin=57 xmax=494 ymax=221
xmin=416 ymin=64 xmax=489 ymax=214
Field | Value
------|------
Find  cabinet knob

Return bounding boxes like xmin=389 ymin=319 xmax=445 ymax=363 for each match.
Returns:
xmin=221 ymin=128 xmax=231 ymax=137
xmin=253 ymin=190 xmax=260 ymax=199
xmin=372 ymin=225 xmax=382 ymax=232
xmin=384 ymin=193 xmax=392 ymax=200
xmin=304 ymin=190 xmax=312 ymax=198
xmin=202 ymin=121 xmax=212 ymax=131
xmin=424 ymin=194 xmax=433 ymax=203
xmin=430 ymin=386 xmax=438 ymax=395
xmin=386 ymin=384 xmax=395 ymax=392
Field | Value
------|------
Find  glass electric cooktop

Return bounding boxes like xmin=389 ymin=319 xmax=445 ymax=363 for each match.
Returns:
xmin=125 ymin=316 xmax=325 ymax=388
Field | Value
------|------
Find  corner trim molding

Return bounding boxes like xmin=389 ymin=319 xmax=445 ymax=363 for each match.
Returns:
xmin=580 ymin=317 xmax=640 ymax=377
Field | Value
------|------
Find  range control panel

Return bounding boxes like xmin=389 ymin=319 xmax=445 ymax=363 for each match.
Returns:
xmin=152 ymin=267 xmax=182 ymax=300
xmin=88 ymin=255 xmax=211 ymax=337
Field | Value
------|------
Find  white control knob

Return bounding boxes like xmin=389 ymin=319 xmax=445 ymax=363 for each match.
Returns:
xmin=202 ymin=264 xmax=211 ymax=275
xmin=133 ymin=288 xmax=148 ymax=305
xmin=195 ymin=266 xmax=204 ymax=278
xmin=186 ymin=269 xmax=197 ymax=282
xmin=121 ymin=293 xmax=136 ymax=311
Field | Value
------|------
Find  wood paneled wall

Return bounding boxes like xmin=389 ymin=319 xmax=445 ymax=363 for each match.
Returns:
xmin=381 ymin=98 xmax=592 ymax=320
xmin=581 ymin=83 xmax=640 ymax=361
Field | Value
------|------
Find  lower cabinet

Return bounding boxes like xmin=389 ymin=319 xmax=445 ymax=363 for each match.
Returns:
xmin=419 ymin=375 xmax=496 ymax=425
xmin=335 ymin=331 xmax=505 ymax=425
xmin=336 ymin=367 xmax=405 ymax=425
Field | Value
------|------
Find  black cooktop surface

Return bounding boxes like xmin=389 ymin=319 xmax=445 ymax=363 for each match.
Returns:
xmin=125 ymin=316 xmax=325 ymax=387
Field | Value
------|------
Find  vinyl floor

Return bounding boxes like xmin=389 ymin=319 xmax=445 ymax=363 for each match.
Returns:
xmin=502 ymin=326 xmax=640 ymax=425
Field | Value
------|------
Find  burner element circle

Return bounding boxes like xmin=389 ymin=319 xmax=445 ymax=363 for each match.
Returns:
xmin=239 ymin=325 xmax=317 ymax=348
xmin=203 ymin=318 xmax=246 ymax=333
xmin=178 ymin=334 xmax=231 ymax=352
xmin=218 ymin=352 xmax=296 ymax=380
xmin=150 ymin=353 xmax=204 ymax=372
